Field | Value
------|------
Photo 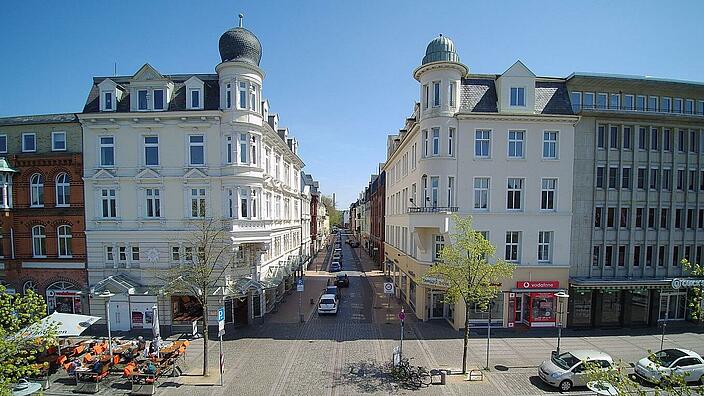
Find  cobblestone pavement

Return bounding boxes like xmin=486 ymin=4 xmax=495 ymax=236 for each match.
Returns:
xmin=44 ymin=233 xmax=704 ymax=395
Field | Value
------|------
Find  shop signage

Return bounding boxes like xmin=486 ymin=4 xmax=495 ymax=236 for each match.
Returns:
xmin=421 ymin=276 xmax=449 ymax=287
xmin=671 ymin=278 xmax=704 ymax=289
xmin=516 ymin=280 xmax=559 ymax=289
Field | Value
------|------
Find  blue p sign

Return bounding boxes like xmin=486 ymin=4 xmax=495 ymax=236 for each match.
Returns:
xmin=218 ymin=307 xmax=225 ymax=322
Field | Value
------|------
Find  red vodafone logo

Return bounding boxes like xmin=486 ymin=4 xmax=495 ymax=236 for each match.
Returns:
xmin=516 ymin=280 xmax=559 ymax=289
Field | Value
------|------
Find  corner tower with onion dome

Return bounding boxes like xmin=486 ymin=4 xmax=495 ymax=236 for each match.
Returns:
xmin=382 ymin=34 xmax=578 ymax=331
xmin=79 ymin=16 xmax=308 ymax=333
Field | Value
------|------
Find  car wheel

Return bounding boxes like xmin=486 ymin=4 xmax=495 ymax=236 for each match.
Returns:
xmin=559 ymin=379 xmax=572 ymax=392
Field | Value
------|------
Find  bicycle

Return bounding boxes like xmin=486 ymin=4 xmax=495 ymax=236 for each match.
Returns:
xmin=389 ymin=358 xmax=432 ymax=389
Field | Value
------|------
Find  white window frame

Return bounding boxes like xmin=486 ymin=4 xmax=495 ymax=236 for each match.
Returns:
xmin=448 ymin=128 xmax=454 ymax=157
xmin=508 ymin=130 xmax=525 ymax=158
xmin=540 ymin=178 xmax=557 ymax=211
xmin=55 ymin=173 xmax=70 ymax=207
xmin=431 ymin=128 xmax=440 ymax=156
xmin=188 ymin=135 xmax=205 ymax=166
xmin=225 ymin=83 xmax=232 ymax=109
xmin=131 ymin=246 xmax=140 ymax=262
xmin=137 ymin=89 xmax=149 ymax=111
xmin=188 ymin=88 xmax=203 ymax=110
xmin=30 ymin=173 xmax=44 ymax=207
xmin=239 ymin=133 xmax=249 ymax=164
xmin=153 ymin=89 xmax=165 ymax=111
xmin=100 ymin=188 xmax=117 ymax=218
xmin=238 ymin=81 xmax=247 ymax=109
xmin=433 ymin=81 xmax=441 ymax=107
xmin=542 ymin=131 xmax=558 ymax=159
xmin=99 ymin=136 xmax=115 ymax=167
xmin=507 ymin=177 xmax=523 ymax=211
xmin=473 ymin=177 xmax=489 ymax=210
xmin=145 ymin=188 xmax=161 ymax=218
xmin=22 ymin=133 xmax=36 ymax=153
xmin=433 ymin=235 xmax=444 ymax=262
xmin=226 ymin=136 xmax=233 ymax=164
xmin=31 ymin=225 xmax=46 ymax=258
xmin=51 ymin=131 xmax=67 ymax=151
xmin=422 ymin=130 xmax=429 ymax=157
xmin=102 ymin=91 xmax=115 ymax=111
xmin=449 ymin=82 xmax=456 ymax=107
xmin=105 ymin=246 xmax=114 ymax=262
xmin=537 ymin=231 xmax=552 ymax=263
xmin=623 ymin=94 xmax=634 ymax=110
xmin=190 ymin=188 xmax=207 ymax=218
xmin=505 ymin=231 xmax=520 ymax=262
xmin=144 ymin=135 xmax=159 ymax=167
xmin=57 ymin=225 xmax=72 ymax=258
xmin=475 ymin=129 xmax=491 ymax=158
xmin=510 ymin=87 xmax=525 ymax=107
xmin=447 ymin=176 xmax=455 ymax=207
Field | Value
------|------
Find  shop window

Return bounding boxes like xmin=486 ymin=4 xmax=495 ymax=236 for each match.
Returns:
xmin=659 ymin=292 xmax=687 ymax=321
xmin=630 ymin=290 xmax=650 ymax=326
xmin=600 ymin=290 xmax=623 ymax=326
xmin=570 ymin=290 xmax=593 ymax=327
xmin=530 ymin=293 xmax=556 ymax=323
xmin=171 ymin=295 xmax=203 ymax=322
xmin=46 ymin=281 xmax=81 ymax=314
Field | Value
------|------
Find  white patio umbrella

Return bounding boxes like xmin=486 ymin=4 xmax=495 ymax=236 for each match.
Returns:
xmin=151 ymin=305 xmax=160 ymax=339
xmin=18 ymin=312 xmax=100 ymax=339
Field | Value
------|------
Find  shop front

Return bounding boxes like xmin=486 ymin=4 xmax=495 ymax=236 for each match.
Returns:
xmin=47 ymin=281 xmax=83 ymax=314
xmin=508 ymin=281 xmax=564 ymax=328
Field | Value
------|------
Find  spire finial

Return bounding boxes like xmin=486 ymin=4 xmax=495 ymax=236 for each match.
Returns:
xmin=238 ymin=13 xmax=244 ymax=28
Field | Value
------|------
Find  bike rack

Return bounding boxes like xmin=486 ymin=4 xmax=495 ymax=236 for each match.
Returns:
xmin=467 ymin=369 xmax=483 ymax=381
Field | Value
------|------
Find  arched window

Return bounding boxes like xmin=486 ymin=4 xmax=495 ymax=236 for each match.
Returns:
xmin=46 ymin=281 xmax=80 ymax=314
xmin=31 ymin=225 xmax=46 ymax=257
xmin=57 ymin=225 xmax=72 ymax=257
xmin=55 ymin=173 xmax=70 ymax=206
xmin=23 ymin=280 xmax=36 ymax=294
xmin=30 ymin=173 xmax=44 ymax=207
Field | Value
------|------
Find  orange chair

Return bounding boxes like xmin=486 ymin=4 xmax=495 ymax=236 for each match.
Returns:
xmin=183 ymin=340 xmax=190 ymax=348
xmin=57 ymin=355 xmax=67 ymax=366
xmin=83 ymin=353 xmax=93 ymax=364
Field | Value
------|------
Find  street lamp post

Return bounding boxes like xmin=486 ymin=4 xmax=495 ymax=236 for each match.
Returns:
xmin=97 ymin=291 xmax=116 ymax=359
xmin=554 ymin=291 xmax=569 ymax=357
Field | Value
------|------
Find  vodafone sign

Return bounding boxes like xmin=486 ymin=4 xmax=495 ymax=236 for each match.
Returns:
xmin=516 ymin=280 xmax=559 ymax=289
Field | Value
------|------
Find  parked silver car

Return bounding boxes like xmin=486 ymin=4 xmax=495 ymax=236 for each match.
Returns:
xmin=538 ymin=350 xmax=613 ymax=391
xmin=635 ymin=348 xmax=704 ymax=384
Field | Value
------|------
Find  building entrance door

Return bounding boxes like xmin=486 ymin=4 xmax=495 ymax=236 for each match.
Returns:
xmin=514 ymin=294 xmax=524 ymax=323
xmin=429 ymin=292 xmax=445 ymax=319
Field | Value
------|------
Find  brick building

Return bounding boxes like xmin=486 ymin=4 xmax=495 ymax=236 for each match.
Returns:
xmin=369 ymin=170 xmax=385 ymax=267
xmin=0 ymin=114 xmax=87 ymax=314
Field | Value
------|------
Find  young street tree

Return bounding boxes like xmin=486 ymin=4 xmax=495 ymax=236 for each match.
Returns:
xmin=426 ymin=215 xmax=516 ymax=374
xmin=0 ymin=285 xmax=57 ymax=393
xmin=158 ymin=219 xmax=236 ymax=377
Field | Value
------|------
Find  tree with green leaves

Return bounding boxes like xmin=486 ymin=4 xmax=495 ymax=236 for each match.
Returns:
xmin=426 ymin=215 xmax=516 ymax=374
xmin=321 ymin=195 xmax=342 ymax=227
xmin=156 ymin=219 xmax=235 ymax=377
xmin=0 ymin=285 xmax=57 ymax=393
xmin=682 ymin=258 xmax=703 ymax=322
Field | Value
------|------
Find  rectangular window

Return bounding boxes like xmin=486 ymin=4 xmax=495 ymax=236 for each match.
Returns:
xmin=118 ymin=246 xmax=127 ymax=262
xmin=648 ymin=96 xmax=658 ymax=112
xmin=448 ymin=128 xmax=454 ymax=156
xmin=226 ymin=83 xmax=232 ymax=108
xmin=475 ymin=130 xmax=491 ymax=157
xmin=660 ymin=208 xmax=669 ymax=229
xmin=449 ymin=83 xmax=456 ymax=107
xmin=100 ymin=136 xmax=114 ymax=167
xmin=638 ymin=127 xmax=647 ymax=150
xmin=609 ymin=126 xmax=618 ymax=148
xmin=190 ymin=89 xmax=200 ymax=108
xmin=677 ymin=169 xmax=685 ymax=190
xmin=240 ymin=195 xmax=248 ymax=218
xmin=700 ymin=209 xmax=704 ymax=229
xmin=673 ymin=246 xmax=680 ymax=267
xmin=543 ymin=131 xmax=558 ymax=159
xmin=649 ymin=168 xmax=659 ymax=190
xmin=648 ymin=208 xmax=656 ymax=229
xmin=540 ymin=178 xmax=556 ymax=210
xmin=144 ymin=136 xmax=159 ymax=166
xmin=623 ymin=95 xmax=634 ymax=110
xmin=51 ymin=131 xmax=66 ymax=151
xmin=687 ymin=209 xmax=694 ymax=229
xmin=608 ymin=166 xmax=619 ymax=189
xmin=138 ymin=90 xmax=148 ymax=110
xmin=685 ymin=99 xmax=694 ymax=114
xmin=226 ymin=136 xmax=233 ymax=164
xmin=621 ymin=167 xmax=631 ymax=189
xmin=650 ymin=128 xmax=659 ymax=151
xmin=433 ymin=235 xmax=444 ymax=262
xmin=239 ymin=82 xmax=247 ymax=109
xmin=145 ymin=188 xmax=161 ymax=218
xmin=106 ymin=246 xmax=114 ymax=262
xmin=605 ymin=245 xmax=613 ymax=267
xmin=596 ymin=166 xmax=605 ymax=188
xmin=690 ymin=130 xmax=698 ymax=153
xmin=0 ymin=135 xmax=6 ymax=153
xmin=637 ymin=168 xmax=646 ymax=189
xmin=505 ymin=231 xmax=520 ymax=262
xmin=431 ymin=128 xmax=440 ymax=156
xmin=584 ymin=92 xmax=595 ymax=109
xmin=132 ymin=246 xmax=140 ymax=261
xmin=689 ymin=170 xmax=696 ymax=191
xmin=239 ymin=133 xmax=248 ymax=163
xmin=594 ymin=207 xmax=603 ymax=228
xmin=189 ymin=135 xmax=205 ymax=166
xmin=635 ymin=208 xmax=644 ymax=228
xmin=646 ymin=245 xmax=654 ymax=267
xmin=100 ymin=188 xmax=117 ymax=218
xmin=592 ymin=246 xmax=601 ymax=267
xmin=664 ymin=129 xmax=671 ymax=151
xmin=661 ymin=97 xmax=672 ymax=112
xmin=22 ymin=133 xmax=36 ymax=152
xmin=675 ymin=208 xmax=683 ymax=229
xmin=447 ymin=176 xmax=455 ymax=207
xmin=658 ymin=245 xmax=666 ymax=267
xmin=674 ymin=98 xmax=683 ymax=113
xmin=430 ymin=176 xmax=439 ymax=206
xmin=104 ymin=92 xmax=113 ymax=111
xmin=537 ymin=231 xmax=552 ymax=263
xmin=634 ymin=245 xmax=641 ymax=267
xmin=433 ymin=81 xmax=440 ymax=107
xmin=423 ymin=85 xmax=429 ymax=109
xmin=678 ymin=129 xmax=686 ymax=152
xmin=618 ymin=246 xmax=626 ymax=267
xmin=609 ymin=94 xmax=620 ymax=110
xmin=250 ymin=85 xmax=257 ymax=111
xmin=507 ymin=178 xmax=523 ymax=210
xmin=662 ymin=169 xmax=671 ymax=190
xmin=620 ymin=208 xmax=629 ymax=228
xmin=473 ymin=177 xmax=489 ymax=210
xmin=597 ymin=93 xmax=607 ymax=109
xmin=622 ymin=126 xmax=631 ymax=149
xmin=699 ymin=101 xmax=704 ymax=116
xmin=570 ymin=91 xmax=581 ymax=112
xmin=171 ymin=246 xmax=180 ymax=262
xmin=153 ymin=89 xmax=164 ymax=110
xmin=510 ymin=87 xmax=525 ymax=106
xmin=508 ymin=130 xmax=524 ymax=158
xmin=191 ymin=188 xmax=206 ymax=218
xmin=607 ymin=207 xmax=615 ymax=228
xmin=636 ymin=95 xmax=646 ymax=111
xmin=597 ymin=125 xmax=605 ymax=148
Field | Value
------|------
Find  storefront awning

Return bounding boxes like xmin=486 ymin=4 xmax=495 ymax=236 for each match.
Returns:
xmin=90 ymin=274 xmax=142 ymax=295
xmin=261 ymin=265 xmax=285 ymax=289
xmin=226 ymin=277 xmax=264 ymax=297
xmin=569 ymin=277 xmax=672 ymax=290
xmin=510 ymin=288 xmax=564 ymax=293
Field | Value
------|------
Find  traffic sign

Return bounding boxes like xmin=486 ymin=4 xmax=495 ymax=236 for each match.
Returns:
xmin=383 ymin=282 xmax=394 ymax=294
xmin=297 ymin=278 xmax=304 ymax=292
xmin=217 ymin=307 xmax=225 ymax=336
xmin=217 ymin=307 xmax=225 ymax=322
xmin=398 ymin=309 xmax=406 ymax=321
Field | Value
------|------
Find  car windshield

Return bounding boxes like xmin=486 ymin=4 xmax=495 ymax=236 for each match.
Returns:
xmin=648 ymin=349 xmax=687 ymax=367
xmin=320 ymin=299 xmax=335 ymax=305
xmin=326 ymin=287 xmax=337 ymax=293
xmin=551 ymin=352 xmax=580 ymax=371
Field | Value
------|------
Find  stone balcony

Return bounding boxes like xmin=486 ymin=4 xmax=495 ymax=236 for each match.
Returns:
xmin=407 ymin=206 xmax=456 ymax=232
xmin=226 ymin=218 xmax=302 ymax=243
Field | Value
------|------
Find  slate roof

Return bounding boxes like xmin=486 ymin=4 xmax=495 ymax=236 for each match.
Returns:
xmin=0 ymin=113 xmax=78 ymax=126
xmin=82 ymin=74 xmax=221 ymax=113
xmin=458 ymin=77 xmax=573 ymax=115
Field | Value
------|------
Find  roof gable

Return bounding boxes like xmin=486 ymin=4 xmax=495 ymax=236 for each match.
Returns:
xmin=501 ymin=60 xmax=536 ymax=78
xmin=132 ymin=63 xmax=166 ymax=82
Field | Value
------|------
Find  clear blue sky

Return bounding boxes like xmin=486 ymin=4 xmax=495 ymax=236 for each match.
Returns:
xmin=2 ymin=1 xmax=703 ymax=208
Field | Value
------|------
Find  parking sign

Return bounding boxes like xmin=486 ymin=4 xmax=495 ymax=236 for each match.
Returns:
xmin=217 ymin=307 xmax=225 ymax=322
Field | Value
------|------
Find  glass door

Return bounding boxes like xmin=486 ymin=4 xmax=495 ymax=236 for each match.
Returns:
xmin=659 ymin=292 xmax=688 ymax=320
xmin=429 ymin=292 xmax=445 ymax=319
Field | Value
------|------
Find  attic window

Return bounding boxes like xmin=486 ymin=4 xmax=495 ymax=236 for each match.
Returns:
xmin=104 ymin=92 xmax=114 ymax=111
xmin=510 ymin=87 xmax=525 ymax=107
xmin=138 ymin=90 xmax=148 ymax=110
xmin=153 ymin=89 xmax=164 ymax=110
xmin=189 ymin=89 xmax=201 ymax=109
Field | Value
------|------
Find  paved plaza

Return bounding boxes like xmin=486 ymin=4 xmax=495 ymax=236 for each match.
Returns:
xmin=44 ymin=235 xmax=704 ymax=395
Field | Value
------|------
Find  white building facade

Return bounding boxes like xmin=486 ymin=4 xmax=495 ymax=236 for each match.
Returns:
xmin=79 ymin=23 xmax=305 ymax=332
xmin=384 ymin=36 xmax=578 ymax=330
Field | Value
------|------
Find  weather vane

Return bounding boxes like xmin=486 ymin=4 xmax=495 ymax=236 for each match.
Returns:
xmin=238 ymin=13 xmax=244 ymax=28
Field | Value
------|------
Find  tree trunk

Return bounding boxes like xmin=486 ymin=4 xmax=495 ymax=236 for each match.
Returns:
xmin=202 ymin=300 xmax=209 ymax=377
xmin=462 ymin=303 xmax=470 ymax=374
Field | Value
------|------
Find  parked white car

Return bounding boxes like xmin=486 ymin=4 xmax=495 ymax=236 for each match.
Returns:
xmin=317 ymin=293 xmax=338 ymax=315
xmin=635 ymin=348 xmax=704 ymax=384
xmin=538 ymin=350 xmax=613 ymax=391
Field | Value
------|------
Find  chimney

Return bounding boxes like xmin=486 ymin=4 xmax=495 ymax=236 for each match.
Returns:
xmin=332 ymin=193 xmax=336 ymax=208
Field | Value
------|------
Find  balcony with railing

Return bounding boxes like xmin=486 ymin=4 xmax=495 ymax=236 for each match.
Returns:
xmin=407 ymin=206 xmax=455 ymax=232
xmin=408 ymin=206 xmax=458 ymax=213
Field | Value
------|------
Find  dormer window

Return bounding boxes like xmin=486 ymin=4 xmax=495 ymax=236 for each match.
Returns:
xmin=185 ymin=76 xmax=204 ymax=110
xmin=99 ymin=78 xmax=120 ymax=112
xmin=190 ymin=89 xmax=200 ymax=109
xmin=153 ymin=89 xmax=164 ymax=110
xmin=510 ymin=87 xmax=525 ymax=107
xmin=138 ymin=90 xmax=148 ymax=110
xmin=104 ymin=92 xmax=114 ymax=111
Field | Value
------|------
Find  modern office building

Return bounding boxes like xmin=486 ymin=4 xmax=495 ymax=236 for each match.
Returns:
xmin=0 ymin=114 xmax=88 ymax=314
xmin=383 ymin=35 xmax=577 ymax=331
xmin=79 ymin=21 xmax=307 ymax=332
xmin=568 ymin=74 xmax=704 ymax=328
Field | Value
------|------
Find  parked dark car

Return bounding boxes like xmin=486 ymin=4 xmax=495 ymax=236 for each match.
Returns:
xmin=350 ymin=241 xmax=360 ymax=247
xmin=324 ymin=285 xmax=341 ymax=300
xmin=330 ymin=262 xmax=341 ymax=272
xmin=335 ymin=274 xmax=349 ymax=288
